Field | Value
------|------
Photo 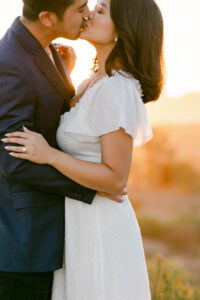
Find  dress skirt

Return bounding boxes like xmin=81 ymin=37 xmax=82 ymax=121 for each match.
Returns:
xmin=51 ymin=194 xmax=151 ymax=300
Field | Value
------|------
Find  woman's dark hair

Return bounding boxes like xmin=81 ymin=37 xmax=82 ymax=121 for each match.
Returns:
xmin=22 ymin=0 xmax=74 ymax=21
xmin=105 ymin=0 xmax=164 ymax=103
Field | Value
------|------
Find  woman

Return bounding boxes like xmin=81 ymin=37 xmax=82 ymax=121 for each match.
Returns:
xmin=3 ymin=0 xmax=164 ymax=298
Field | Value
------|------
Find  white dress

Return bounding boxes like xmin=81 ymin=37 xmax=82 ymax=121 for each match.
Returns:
xmin=51 ymin=70 xmax=153 ymax=300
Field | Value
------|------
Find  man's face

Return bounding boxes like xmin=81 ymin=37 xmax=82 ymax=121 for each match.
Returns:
xmin=56 ymin=0 xmax=90 ymax=40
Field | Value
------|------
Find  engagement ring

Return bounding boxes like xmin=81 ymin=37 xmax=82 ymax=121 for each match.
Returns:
xmin=22 ymin=147 xmax=27 ymax=153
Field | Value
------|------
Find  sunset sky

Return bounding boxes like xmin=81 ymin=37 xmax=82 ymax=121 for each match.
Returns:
xmin=0 ymin=0 xmax=199 ymax=125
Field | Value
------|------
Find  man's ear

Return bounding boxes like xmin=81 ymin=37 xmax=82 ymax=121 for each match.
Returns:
xmin=38 ymin=11 xmax=58 ymax=28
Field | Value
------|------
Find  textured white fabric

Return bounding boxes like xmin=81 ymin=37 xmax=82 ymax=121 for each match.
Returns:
xmin=60 ymin=70 xmax=153 ymax=146
xmin=51 ymin=71 xmax=152 ymax=300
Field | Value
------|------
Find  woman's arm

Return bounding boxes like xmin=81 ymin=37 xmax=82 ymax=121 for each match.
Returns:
xmin=48 ymin=128 xmax=133 ymax=194
xmin=2 ymin=127 xmax=133 ymax=195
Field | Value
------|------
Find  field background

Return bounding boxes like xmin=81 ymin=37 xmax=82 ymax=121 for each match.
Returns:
xmin=127 ymin=93 xmax=200 ymax=298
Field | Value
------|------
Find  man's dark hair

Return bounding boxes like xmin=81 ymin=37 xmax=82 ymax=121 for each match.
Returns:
xmin=22 ymin=0 xmax=74 ymax=21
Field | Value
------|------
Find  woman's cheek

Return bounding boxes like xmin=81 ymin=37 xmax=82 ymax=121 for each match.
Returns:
xmin=97 ymin=18 xmax=109 ymax=32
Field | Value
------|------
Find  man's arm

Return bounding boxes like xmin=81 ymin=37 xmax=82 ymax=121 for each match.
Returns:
xmin=0 ymin=61 xmax=96 ymax=204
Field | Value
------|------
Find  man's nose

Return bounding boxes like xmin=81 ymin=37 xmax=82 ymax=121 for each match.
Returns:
xmin=83 ymin=6 xmax=90 ymax=19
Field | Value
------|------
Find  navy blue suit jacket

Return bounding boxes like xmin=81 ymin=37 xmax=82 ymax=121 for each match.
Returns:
xmin=0 ymin=18 xmax=96 ymax=272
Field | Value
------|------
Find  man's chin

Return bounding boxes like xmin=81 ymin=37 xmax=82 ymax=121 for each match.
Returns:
xmin=79 ymin=31 xmax=88 ymax=41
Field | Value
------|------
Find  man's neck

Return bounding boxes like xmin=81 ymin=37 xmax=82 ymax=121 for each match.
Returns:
xmin=20 ymin=16 xmax=56 ymax=50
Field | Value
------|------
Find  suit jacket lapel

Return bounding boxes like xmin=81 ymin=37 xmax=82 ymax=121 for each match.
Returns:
xmin=50 ymin=44 xmax=75 ymax=99
xmin=34 ymin=50 xmax=74 ymax=101
xmin=11 ymin=17 xmax=74 ymax=101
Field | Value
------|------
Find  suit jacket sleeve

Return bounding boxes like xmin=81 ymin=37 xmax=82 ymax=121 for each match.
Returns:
xmin=0 ymin=61 xmax=96 ymax=204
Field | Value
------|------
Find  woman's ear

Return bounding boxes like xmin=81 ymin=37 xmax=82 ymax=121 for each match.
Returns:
xmin=39 ymin=11 xmax=58 ymax=28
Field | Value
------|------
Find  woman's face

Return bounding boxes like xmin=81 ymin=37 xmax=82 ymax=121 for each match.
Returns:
xmin=80 ymin=0 xmax=116 ymax=46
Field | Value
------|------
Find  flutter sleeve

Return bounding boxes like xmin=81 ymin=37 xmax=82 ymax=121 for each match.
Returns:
xmin=63 ymin=72 xmax=153 ymax=146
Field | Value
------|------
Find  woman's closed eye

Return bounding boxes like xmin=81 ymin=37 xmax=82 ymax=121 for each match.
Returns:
xmin=98 ymin=9 xmax=103 ymax=14
xmin=95 ymin=4 xmax=104 ymax=14
xmin=98 ymin=5 xmax=104 ymax=14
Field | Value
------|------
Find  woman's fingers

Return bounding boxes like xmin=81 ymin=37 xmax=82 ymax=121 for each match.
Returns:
xmin=1 ymin=137 xmax=27 ymax=145
xmin=4 ymin=145 xmax=27 ymax=153
xmin=4 ymin=131 xmax=29 ymax=139
xmin=23 ymin=127 xmax=38 ymax=136
xmin=9 ymin=152 xmax=28 ymax=159
xmin=1 ymin=128 xmax=39 ymax=145
xmin=4 ymin=128 xmax=36 ymax=139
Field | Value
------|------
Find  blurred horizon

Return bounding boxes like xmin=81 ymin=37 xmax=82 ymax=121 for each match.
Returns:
xmin=147 ymin=92 xmax=200 ymax=126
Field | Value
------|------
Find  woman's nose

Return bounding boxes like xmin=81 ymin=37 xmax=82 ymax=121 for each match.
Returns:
xmin=88 ymin=10 xmax=96 ymax=20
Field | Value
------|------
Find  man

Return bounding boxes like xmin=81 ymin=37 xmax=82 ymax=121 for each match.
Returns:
xmin=0 ymin=0 xmax=123 ymax=299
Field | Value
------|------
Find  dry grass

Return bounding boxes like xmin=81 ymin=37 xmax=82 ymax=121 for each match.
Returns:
xmin=148 ymin=255 xmax=200 ymax=299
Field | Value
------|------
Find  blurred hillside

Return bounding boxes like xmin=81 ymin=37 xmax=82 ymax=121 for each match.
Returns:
xmin=129 ymin=124 xmax=200 ymax=195
xmin=147 ymin=93 xmax=200 ymax=126
xmin=128 ymin=124 xmax=200 ymax=280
